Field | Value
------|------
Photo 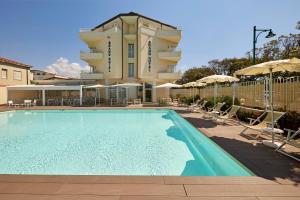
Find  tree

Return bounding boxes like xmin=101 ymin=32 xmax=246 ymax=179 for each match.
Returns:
xmin=176 ymin=67 xmax=214 ymax=84
xmin=296 ymin=21 xmax=300 ymax=30
xmin=208 ymin=58 xmax=252 ymax=76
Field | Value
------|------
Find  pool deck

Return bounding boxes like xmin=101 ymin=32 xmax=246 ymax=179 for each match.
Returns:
xmin=0 ymin=106 xmax=299 ymax=200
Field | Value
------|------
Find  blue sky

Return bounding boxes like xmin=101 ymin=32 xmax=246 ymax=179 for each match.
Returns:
xmin=0 ymin=0 xmax=299 ymax=75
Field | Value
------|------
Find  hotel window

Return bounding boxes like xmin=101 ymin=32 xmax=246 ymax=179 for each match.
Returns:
xmin=128 ymin=63 xmax=134 ymax=77
xmin=1 ymin=69 xmax=7 ymax=79
xmin=128 ymin=44 xmax=134 ymax=58
xmin=13 ymin=70 xmax=22 ymax=80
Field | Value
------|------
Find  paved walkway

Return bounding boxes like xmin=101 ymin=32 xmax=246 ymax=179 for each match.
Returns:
xmin=0 ymin=106 xmax=299 ymax=199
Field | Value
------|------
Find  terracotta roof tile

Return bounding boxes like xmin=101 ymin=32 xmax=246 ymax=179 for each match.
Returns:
xmin=0 ymin=57 xmax=31 ymax=68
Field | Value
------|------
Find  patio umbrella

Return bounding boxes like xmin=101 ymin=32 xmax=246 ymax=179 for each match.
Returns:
xmin=113 ymin=83 xmax=142 ymax=87
xmin=197 ymin=75 xmax=239 ymax=105
xmin=84 ymin=84 xmax=104 ymax=106
xmin=155 ymin=83 xmax=182 ymax=99
xmin=183 ymin=82 xmax=206 ymax=103
xmin=234 ymin=58 xmax=300 ymax=147
xmin=155 ymin=83 xmax=182 ymax=88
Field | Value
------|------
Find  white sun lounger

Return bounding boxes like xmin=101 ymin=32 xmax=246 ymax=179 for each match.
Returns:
xmin=276 ymin=128 xmax=300 ymax=162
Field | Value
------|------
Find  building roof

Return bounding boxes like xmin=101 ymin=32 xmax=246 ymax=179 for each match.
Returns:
xmin=44 ymin=75 xmax=75 ymax=80
xmin=0 ymin=57 xmax=31 ymax=68
xmin=92 ymin=12 xmax=177 ymax=31
xmin=31 ymin=69 xmax=54 ymax=73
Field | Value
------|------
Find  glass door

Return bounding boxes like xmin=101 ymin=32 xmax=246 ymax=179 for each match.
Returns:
xmin=144 ymin=83 xmax=152 ymax=102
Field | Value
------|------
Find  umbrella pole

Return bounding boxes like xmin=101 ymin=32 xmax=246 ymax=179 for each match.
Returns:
xmin=270 ymin=69 xmax=274 ymax=144
xmin=232 ymin=82 xmax=236 ymax=105
xmin=193 ymin=86 xmax=195 ymax=104
xmin=214 ymin=83 xmax=217 ymax=106
xmin=95 ymin=88 xmax=97 ymax=106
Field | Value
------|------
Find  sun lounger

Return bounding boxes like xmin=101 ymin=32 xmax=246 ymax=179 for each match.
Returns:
xmin=276 ymin=128 xmax=300 ymax=162
xmin=193 ymin=100 xmax=208 ymax=112
xmin=187 ymin=99 xmax=202 ymax=111
xmin=207 ymin=102 xmax=226 ymax=115
xmin=216 ymin=105 xmax=241 ymax=123
xmin=240 ymin=110 xmax=286 ymax=140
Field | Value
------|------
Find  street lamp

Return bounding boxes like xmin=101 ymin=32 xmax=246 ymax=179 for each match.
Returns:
xmin=253 ymin=26 xmax=276 ymax=64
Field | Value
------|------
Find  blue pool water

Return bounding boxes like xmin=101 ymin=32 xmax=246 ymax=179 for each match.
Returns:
xmin=0 ymin=109 xmax=252 ymax=176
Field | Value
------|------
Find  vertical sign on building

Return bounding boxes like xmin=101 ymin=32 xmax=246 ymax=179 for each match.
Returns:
xmin=108 ymin=40 xmax=111 ymax=72
xmin=147 ymin=40 xmax=151 ymax=72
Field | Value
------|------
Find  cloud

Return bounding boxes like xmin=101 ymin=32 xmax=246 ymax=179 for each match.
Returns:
xmin=45 ymin=57 xmax=89 ymax=78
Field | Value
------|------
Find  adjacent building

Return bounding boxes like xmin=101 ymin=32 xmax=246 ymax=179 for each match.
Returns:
xmin=31 ymin=69 xmax=74 ymax=80
xmin=0 ymin=57 xmax=32 ymax=105
xmin=79 ymin=12 xmax=182 ymax=102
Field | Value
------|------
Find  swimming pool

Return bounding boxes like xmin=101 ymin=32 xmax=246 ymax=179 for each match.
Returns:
xmin=0 ymin=109 xmax=252 ymax=176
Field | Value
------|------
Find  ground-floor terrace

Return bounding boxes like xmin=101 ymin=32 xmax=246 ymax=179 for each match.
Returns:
xmin=5 ymin=82 xmax=172 ymax=106
xmin=0 ymin=106 xmax=299 ymax=199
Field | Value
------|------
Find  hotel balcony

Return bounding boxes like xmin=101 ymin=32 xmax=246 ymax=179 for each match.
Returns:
xmin=158 ymin=72 xmax=181 ymax=80
xmin=80 ymin=71 xmax=104 ymax=80
xmin=80 ymin=50 xmax=103 ymax=62
xmin=158 ymin=50 xmax=181 ymax=62
xmin=79 ymin=29 xmax=105 ymax=44
xmin=156 ymin=29 xmax=181 ymax=43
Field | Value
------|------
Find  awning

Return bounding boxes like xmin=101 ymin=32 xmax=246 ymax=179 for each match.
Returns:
xmin=7 ymin=85 xmax=83 ymax=91
xmin=7 ymin=85 xmax=84 ymax=106
xmin=83 ymin=84 xmax=104 ymax=89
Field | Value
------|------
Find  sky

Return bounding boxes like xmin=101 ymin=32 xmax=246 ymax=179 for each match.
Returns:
xmin=0 ymin=0 xmax=299 ymax=77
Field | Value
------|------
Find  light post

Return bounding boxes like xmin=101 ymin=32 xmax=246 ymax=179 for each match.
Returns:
xmin=253 ymin=26 xmax=276 ymax=64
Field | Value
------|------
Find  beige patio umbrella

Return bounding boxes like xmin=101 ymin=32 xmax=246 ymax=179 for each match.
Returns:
xmin=234 ymin=58 xmax=300 ymax=147
xmin=155 ymin=83 xmax=182 ymax=99
xmin=155 ymin=83 xmax=182 ymax=88
xmin=197 ymin=75 xmax=239 ymax=105
xmin=183 ymin=82 xmax=206 ymax=103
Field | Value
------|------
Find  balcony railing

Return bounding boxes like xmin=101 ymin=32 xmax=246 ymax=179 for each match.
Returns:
xmin=158 ymin=50 xmax=181 ymax=62
xmin=156 ymin=29 xmax=181 ymax=43
xmin=157 ymin=71 xmax=181 ymax=80
xmin=80 ymin=50 xmax=103 ymax=61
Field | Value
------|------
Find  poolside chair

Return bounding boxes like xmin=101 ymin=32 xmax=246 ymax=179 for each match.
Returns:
xmin=24 ymin=99 xmax=32 ymax=107
xmin=8 ymin=100 xmax=20 ymax=108
xmin=193 ymin=100 xmax=208 ymax=112
xmin=32 ymin=99 xmax=37 ymax=106
xmin=276 ymin=128 xmax=300 ymax=162
xmin=216 ymin=105 xmax=241 ymax=123
xmin=206 ymin=102 xmax=226 ymax=115
xmin=240 ymin=110 xmax=286 ymax=140
xmin=187 ymin=99 xmax=202 ymax=111
xmin=8 ymin=100 xmax=13 ymax=108
xmin=172 ymin=98 xmax=179 ymax=107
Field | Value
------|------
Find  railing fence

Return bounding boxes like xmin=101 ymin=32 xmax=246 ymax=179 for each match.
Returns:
xmin=170 ymin=76 xmax=300 ymax=112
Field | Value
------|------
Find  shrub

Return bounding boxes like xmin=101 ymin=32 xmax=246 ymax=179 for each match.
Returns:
xmin=278 ymin=111 xmax=300 ymax=131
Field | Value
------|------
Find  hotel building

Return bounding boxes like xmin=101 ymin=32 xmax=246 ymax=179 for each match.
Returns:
xmin=79 ymin=12 xmax=182 ymax=102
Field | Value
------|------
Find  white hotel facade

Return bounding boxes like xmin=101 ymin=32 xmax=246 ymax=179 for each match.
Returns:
xmin=79 ymin=12 xmax=182 ymax=102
